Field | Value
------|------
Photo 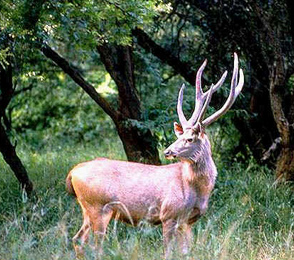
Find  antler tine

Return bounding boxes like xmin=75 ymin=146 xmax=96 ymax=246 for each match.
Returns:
xmin=187 ymin=59 xmax=207 ymax=126
xmin=202 ymin=52 xmax=244 ymax=127
xmin=203 ymin=70 xmax=228 ymax=99
xmin=196 ymin=84 xmax=214 ymax=125
xmin=177 ymin=83 xmax=188 ymax=127
xmin=195 ymin=59 xmax=207 ymax=96
xmin=235 ymin=68 xmax=244 ymax=98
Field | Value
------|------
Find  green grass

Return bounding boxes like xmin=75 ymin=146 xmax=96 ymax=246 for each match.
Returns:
xmin=1 ymin=140 xmax=294 ymax=260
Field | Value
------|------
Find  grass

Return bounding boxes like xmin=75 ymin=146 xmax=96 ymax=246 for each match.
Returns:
xmin=1 ymin=139 xmax=294 ymax=260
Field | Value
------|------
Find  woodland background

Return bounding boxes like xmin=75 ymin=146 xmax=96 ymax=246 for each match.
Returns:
xmin=1 ymin=1 xmax=294 ymax=259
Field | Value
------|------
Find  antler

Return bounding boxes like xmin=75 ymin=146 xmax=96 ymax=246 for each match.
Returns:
xmin=202 ymin=53 xmax=244 ymax=127
xmin=176 ymin=53 xmax=244 ymax=129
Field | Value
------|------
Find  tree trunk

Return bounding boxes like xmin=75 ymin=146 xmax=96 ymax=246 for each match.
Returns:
xmin=276 ymin=147 xmax=294 ymax=182
xmin=97 ymin=44 xmax=161 ymax=164
xmin=116 ymin=121 xmax=160 ymax=164
xmin=269 ymin=56 xmax=294 ymax=182
xmin=0 ymin=44 xmax=34 ymax=195
xmin=0 ymin=123 xmax=34 ymax=194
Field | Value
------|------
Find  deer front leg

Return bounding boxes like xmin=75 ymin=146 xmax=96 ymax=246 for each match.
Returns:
xmin=176 ymin=223 xmax=193 ymax=255
xmin=162 ymin=219 xmax=177 ymax=259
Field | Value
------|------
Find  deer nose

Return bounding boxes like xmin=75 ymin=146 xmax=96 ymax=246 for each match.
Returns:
xmin=164 ymin=149 xmax=175 ymax=158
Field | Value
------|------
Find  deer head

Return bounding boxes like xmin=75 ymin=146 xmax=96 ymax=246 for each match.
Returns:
xmin=164 ymin=53 xmax=244 ymax=162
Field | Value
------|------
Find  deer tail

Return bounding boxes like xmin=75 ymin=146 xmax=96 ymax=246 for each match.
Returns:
xmin=66 ymin=172 xmax=76 ymax=197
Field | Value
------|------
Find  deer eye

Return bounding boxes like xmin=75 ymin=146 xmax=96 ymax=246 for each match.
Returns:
xmin=186 ymin=138 xmax=193 ymax=143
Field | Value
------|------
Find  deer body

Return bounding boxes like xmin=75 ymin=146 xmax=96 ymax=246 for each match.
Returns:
xmin=68 ymin=155 xmax=216 ymax=225
xmin=66 ymin=53 xmax=244 ymax=258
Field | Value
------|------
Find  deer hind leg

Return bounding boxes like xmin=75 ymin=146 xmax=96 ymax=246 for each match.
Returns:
xmin=73 ymin=204 xmax=91 ymax=258
xmin=88 ymin=205 xmax=113 ymax=257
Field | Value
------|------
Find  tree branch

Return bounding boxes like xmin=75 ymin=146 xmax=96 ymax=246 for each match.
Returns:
xmin=132 ymin=28 xmax=196 ymax=85
xmin=41 ymin=44 xmax=118 ymax=121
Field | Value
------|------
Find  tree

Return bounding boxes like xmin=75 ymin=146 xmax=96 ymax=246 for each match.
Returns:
xmin=41 ymin=43 xmax=160 ymax=164
xmin=0 ymin=0 xmax=168 ymax=164
xmin=0 ymin=36 xmax=33 ymax=194
xmin=188 ymin=0 xmax=294 ymax=181
xmin=33 ymin=0 xmax=165 ymax=164
xmin=258 ymin=2 xmax=294 ymax=181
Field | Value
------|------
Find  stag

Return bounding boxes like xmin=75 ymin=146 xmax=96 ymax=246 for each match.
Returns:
xmin=66 ymin=53 xmax=244 ymax=259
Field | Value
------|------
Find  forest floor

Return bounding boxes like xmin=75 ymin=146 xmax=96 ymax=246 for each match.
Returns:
xmin=1 ymin=140 xmax=294 ymax=260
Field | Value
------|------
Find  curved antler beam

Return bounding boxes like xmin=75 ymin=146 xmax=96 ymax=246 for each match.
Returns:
xmin=202 ymin=53 xmax=244 ymax=127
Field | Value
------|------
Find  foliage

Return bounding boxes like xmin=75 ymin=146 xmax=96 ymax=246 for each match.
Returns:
xmin=0 ymin=47 xmax=12 ymax=69
xmin=10 ymin=65 xmax=117 ymax=149
xmin=1 ymin=142 xmax=294 ymax=259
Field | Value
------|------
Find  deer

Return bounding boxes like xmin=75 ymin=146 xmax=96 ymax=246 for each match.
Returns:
xmin=66 ymin=53 xmax=244 ymax=259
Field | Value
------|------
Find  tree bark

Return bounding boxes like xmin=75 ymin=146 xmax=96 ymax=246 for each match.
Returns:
xmin=269 ymin=57 xmax=294 ymax=181
xmin=96 ymin=45 xmax=141 ymax=119
xmin=276 ymin=147 xmax=294 ymax=182
xmin=115 ymin=121 xmax=160 ymax=164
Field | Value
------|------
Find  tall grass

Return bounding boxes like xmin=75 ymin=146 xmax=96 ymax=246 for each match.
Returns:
xmin=1 ymin=140 xmax=294 ymax=260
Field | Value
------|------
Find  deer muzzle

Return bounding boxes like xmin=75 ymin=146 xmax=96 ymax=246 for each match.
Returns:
xmin=164 ymin=149 xmax=177 ymax=159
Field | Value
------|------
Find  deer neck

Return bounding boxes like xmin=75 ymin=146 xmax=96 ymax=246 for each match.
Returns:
xmin=181 ymin=154 xmax=217 ymax=194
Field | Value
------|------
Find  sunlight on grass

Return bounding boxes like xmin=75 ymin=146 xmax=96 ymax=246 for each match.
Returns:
xmin=1 ymin=141 xmax=294 ymax=259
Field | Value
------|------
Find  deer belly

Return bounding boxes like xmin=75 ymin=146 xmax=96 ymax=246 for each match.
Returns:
xmin=187 ymin=207 xmax=201 ymax=224
xmin=106 ymin=199 xmax=161 ymax=226
xmin=187 ymin=197 xmax=209 ymax=224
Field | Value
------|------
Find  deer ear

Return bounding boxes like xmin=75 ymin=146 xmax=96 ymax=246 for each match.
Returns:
xmin=192 ymin=122 xmax=202 ymax=134
xmin=174 ymin=122 xmax=183 ymax=137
